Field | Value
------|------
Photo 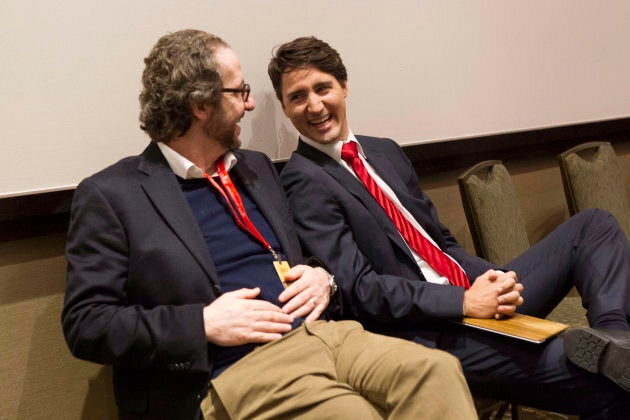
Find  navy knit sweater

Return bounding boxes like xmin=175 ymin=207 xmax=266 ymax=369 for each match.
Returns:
xmin=178 ymin=176 xmax=303 ymax=378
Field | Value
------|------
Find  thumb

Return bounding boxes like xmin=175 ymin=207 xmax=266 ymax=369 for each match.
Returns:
xmin=282 ymin=264 xmax=308 ymax=282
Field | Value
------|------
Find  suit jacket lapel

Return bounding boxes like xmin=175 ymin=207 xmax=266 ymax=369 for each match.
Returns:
xmin=358 ymin=137 xmax=446 ymax=244
xmin=297 ymin=140 xmax=375 ymax=208
xmin=296 ymin=140 xmax=414 ymax=260
xmin=137 ymin=143 xmax=220 ymax=284
xmin=232 ymin=152 xmax=300 ymax=264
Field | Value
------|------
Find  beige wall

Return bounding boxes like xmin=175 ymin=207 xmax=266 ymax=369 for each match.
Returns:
xmin=0 ymin=235 xmax=116 ymax=419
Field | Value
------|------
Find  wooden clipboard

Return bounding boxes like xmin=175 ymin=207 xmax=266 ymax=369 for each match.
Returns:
xmin=459 ymin=313 xmax=568 ymax=343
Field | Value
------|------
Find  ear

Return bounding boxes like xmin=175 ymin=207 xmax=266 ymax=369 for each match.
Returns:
xmin=191 ymin=101 xmax=213 ymax=122
xmin=341 ymin=80 xmax=349 ymax=98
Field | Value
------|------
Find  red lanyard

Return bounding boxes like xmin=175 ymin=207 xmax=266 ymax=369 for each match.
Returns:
xmin=203 ymin=160 xmax=281 ymax=261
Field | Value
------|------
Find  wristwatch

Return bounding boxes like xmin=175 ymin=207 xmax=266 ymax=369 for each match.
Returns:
xmin=327 ymin=272 xmax=338 ymax=296
xmin=317 ymin=267 xmax=338 ymax=296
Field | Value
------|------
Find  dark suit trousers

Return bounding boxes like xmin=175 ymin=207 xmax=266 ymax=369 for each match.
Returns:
xmin=435 ymin=209 xmax=630 ymax=417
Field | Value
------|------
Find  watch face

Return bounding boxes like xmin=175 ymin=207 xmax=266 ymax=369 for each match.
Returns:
xmin=328 ymin=275 xmax=338 ymax=295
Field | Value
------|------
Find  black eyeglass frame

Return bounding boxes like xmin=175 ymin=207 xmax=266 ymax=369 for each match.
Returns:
xmin=221 ymin=83 xmax=251 ymax=102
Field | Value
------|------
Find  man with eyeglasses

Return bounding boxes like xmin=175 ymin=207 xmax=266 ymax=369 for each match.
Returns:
xmin=62 ymin=29 xmax=476 ymax=419
xmin=271 ymin=36 xmax=630 ymax=418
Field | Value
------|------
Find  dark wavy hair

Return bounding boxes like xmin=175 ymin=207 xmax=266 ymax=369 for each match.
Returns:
xmin=268 ymin=36 xmax=347 ymax=102
xmin=139 ymin=29 xmax=228 ymax=143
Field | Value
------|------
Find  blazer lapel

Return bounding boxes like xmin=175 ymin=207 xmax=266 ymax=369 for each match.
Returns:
xmin=358 ymin=137 xmax=445 ymax=244
xmin=232 ymin=152 xmax=300 ymax=264
xmin=137 ymin=143 xmax=220 ymax=284
xmin=296 ymin=140 xmax=414 ymax=260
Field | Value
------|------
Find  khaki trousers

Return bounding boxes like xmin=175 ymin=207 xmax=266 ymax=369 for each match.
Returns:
xmin=201 ymin=320 xmax=475 ymax=419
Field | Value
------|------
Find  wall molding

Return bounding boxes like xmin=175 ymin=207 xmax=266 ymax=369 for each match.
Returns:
xmin=2 ymin=117 xmax=629 ymax=242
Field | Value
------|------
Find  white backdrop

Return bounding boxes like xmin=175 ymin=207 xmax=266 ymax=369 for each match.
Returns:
xmin=2 ymin=0 xmax=629 ymax=196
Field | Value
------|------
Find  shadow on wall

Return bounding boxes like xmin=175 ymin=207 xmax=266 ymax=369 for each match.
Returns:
xmin=80 ymin=368 xmax=117 ymax=420
xmin=248 ymin=91 xmax=297 ymax=160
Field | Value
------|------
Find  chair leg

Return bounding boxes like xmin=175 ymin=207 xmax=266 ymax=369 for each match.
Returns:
xmin=494 ymin=401 xmax=512 ymax=419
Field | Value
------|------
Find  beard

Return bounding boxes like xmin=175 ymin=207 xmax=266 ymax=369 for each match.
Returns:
xmin=203 ymin=103 xmax=242 ymax=150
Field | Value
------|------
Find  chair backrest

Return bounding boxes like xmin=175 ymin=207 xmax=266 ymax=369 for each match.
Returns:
xmin=558 ymin=142 xmax=630 ymax=239
xmin=457 ymin=160 xmax=530 ymax=266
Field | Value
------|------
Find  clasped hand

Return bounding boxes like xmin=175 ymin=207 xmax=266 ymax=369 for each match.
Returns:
xmin=463 ymin=270 xmax=524 ymax=319
xmin=203 ymin=265 xmax=330 ymax=346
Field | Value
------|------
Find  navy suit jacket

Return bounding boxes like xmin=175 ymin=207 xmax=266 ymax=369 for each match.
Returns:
xmin=62 ymin=143 xmax=306 ymax=418
xmin=281 ymin=136 xmax=495 ymax=343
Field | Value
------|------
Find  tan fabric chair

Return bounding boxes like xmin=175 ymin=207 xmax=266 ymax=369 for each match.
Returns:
xmin=558 ymin=142 xmax=630 ymax=239
xmin=457 ymin=160 xmax=530 ymax=266
xmin=457 ymin=160 xmax=527 ymax=419
xmin=458 ymin=161 xmax=584 ymax=419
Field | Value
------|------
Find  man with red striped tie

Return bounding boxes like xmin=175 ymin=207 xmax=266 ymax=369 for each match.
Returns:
xmin=270 ymin=36 xmax=630 ymax=418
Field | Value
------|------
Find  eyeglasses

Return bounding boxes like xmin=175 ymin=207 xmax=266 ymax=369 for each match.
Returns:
xmin=222 ymin=83 xmax=251 ymax=103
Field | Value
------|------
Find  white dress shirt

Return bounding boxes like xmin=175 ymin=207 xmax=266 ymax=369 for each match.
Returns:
xmin=157 ymin=142 xmax=237 ymax=179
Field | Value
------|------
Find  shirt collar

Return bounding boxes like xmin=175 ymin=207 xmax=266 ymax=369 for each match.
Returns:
xmin=300 ymin=129 xmax=365 ymax=162
xmin=157 ymin=142 xmax=238 ymax=179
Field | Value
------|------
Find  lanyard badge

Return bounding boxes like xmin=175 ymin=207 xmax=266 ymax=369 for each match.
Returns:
xmin=204 ymin=160 xmax=292 ymax=287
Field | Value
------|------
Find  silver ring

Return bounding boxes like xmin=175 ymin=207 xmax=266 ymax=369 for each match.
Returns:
xmin=309 ymin=297 xmax=317 ymax=305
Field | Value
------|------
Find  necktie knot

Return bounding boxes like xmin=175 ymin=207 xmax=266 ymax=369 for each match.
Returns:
xmin=341 ymin=142 xmax=359 ymax=163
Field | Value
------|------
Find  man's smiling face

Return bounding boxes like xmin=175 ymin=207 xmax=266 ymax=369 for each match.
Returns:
xmin=280 ymin=67 xmax=349 ymax=144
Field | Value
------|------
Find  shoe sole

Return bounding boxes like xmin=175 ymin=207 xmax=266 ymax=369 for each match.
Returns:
xmin=565 ymin=328 xmax=630 ymax=392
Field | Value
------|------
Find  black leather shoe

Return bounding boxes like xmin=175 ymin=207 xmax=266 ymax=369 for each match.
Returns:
xmin=564 ymin=327 xmax=630 ymax=392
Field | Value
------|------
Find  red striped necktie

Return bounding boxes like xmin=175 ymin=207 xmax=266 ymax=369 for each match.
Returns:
xmin=340 ymin=141 xmax=470 ymax=289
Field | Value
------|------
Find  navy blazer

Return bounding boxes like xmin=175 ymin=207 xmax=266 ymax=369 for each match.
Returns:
xmin=281 ymin=136 xmax=495 ymax=343
xmin=63 ymin=143 xmax=306 ymax=418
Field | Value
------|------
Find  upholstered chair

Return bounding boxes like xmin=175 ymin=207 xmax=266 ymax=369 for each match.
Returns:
xmin=457 ymin=160 xmax=530 ymax=266
xmin=458 ymin=160 xmax=584 ymax=419
xmin=558 ymin=142 xmax=630 ymax=240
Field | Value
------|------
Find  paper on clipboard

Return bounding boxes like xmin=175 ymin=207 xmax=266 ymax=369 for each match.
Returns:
xmin=459 ymin=313 xmax=568 ymax=343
